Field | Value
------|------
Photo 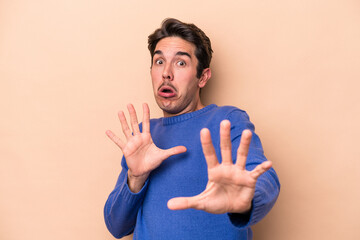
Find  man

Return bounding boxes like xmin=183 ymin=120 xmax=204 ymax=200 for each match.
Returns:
xmin=104 ymin=18 xmax=280 ymax=239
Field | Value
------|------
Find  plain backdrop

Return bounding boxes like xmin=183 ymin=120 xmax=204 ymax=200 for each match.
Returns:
xmin=1 ymin=0 xmax=359 ymax=239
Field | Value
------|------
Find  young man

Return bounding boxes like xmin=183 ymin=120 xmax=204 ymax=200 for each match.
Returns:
xmin=104 ymin=18 xmax=280 ymax=239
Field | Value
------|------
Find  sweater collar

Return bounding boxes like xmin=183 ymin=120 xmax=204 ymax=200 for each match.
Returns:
xmin=161 ymin=104 xmax=217 ymax=125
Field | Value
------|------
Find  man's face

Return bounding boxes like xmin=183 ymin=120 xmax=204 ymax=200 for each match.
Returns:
xmin=151 ymin=37 xmax=206 ymax=117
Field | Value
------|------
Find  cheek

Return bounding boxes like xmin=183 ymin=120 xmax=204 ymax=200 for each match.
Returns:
xmin=183 ymin=80 xmax=199 ymax=95
xmin=151 ymin=69 xmax=161 ymax=83
xmin=150 ymin=68 xmax=156 ymax=78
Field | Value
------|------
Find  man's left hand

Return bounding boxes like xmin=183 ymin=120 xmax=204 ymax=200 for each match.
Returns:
xmin=167 ymin=120 xmax=272 ymax=214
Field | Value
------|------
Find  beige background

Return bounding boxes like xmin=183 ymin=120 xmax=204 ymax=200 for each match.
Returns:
xmin=1 ymin=0 xmax=359 ymax=239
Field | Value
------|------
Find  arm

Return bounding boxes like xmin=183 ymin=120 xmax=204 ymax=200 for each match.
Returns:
xmin=228 ymin=111 xmax=280 ymax=227
xmin=103 ymin=159 xmax=149 ymax=238
xmin=104 ymin=103 xmax=186 ymax=238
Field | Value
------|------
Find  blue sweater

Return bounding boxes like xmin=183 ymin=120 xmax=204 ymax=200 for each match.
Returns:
xmin=104 ymin=104 xmax=280 ymax=239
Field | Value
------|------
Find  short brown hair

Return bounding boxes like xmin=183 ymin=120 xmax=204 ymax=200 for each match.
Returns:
xmin=148 ymin=18 xmax=213 ymax=78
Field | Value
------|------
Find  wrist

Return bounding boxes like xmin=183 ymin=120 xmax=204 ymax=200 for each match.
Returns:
xmin=127 ymin=171 xmax=149 ymax=193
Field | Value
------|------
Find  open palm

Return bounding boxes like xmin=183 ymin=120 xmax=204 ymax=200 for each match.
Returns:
xmin=106 ymin=103 xmax=186 ymax=191
xmin=168 ymin=120 xmax=272 ymax=214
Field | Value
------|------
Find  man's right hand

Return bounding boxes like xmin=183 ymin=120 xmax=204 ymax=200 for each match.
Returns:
xmin=106 ymin=103 xmax=187 ymax=193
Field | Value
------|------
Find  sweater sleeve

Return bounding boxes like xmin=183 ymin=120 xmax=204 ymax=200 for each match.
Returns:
xmin=103 ymin=157 xmax=149 ymax=238
xmin=226 ymin=109 xmax=280 ymax=228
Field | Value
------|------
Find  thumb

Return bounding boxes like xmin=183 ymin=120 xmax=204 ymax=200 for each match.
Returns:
xmin=251 ymin=161 xmax=272 ymax=179
xmin=168 ymin=196 xmax=197 ymax=211
xmin=162 ymin=146 xmax=187 ymax=159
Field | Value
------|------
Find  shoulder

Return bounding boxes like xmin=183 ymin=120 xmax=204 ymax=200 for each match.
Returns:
xmin=213 ymin=105 xmax=250 ymax=121
xmin=212 ymin=105 xmax=255 ymax=134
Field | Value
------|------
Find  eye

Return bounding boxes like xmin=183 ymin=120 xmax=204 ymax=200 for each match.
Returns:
xmin=155 ymin=59 xmax=163 ymax=65
xmin=177 ymin=61 xmax=186 ymax=66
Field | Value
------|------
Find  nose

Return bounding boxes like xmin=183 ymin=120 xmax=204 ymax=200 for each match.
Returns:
xmin=162 ymin=64 xmax=173 ymax=81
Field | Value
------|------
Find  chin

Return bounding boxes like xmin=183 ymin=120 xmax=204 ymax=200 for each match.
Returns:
xmin=157 ymin=102 xmax=183 ymax=116
xmin=160 ymin=105 xmax=181 ymax=115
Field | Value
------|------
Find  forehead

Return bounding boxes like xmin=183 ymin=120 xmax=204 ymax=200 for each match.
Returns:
xmin=154 ymin=37 xmax=196 ymax=56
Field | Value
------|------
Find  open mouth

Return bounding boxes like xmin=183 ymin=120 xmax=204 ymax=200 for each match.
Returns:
xmin=158 ymin=85 xmax=177 ymax=98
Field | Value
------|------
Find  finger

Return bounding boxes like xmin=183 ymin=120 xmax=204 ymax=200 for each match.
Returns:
xmin=220 ymin=120 xmax=233 ymax=165
xmin=142 ymin=103 xmax=150 ymax=133
xmin=105 ymin=130 xmax=125 ymax=150
xmin=236 ymin=129 xmax=252 ymax=169
xmin=118 ymin=111 xmax=132 ymax=139
xmin=250 ymin=161 xmax=272 ymax=179
xmin=167 ymin=196 xmax=200 ymax=211
xmin=127 ymin=104 xmax=140 ymax=134
xmin=200 ymin=128 xmax=219 ymax=168
xmin=161 ymin=146 xmax=187 ymax=160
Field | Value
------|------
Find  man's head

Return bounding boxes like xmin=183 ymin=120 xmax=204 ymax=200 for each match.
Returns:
xmin=148 ymin=18 xmax=213 ymax=79
xmin=148 ymin=18 xmax=213 ymax=117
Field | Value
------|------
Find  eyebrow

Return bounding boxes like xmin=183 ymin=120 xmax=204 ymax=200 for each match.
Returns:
xmin=175 ymin=51 xmax=192 ymax=58
xmin=154 ymin=50 xmax=192 ymax=59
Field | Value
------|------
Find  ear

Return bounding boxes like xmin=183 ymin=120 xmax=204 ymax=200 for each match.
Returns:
xmin=198 ymin=68 xmax=211 ymax=88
